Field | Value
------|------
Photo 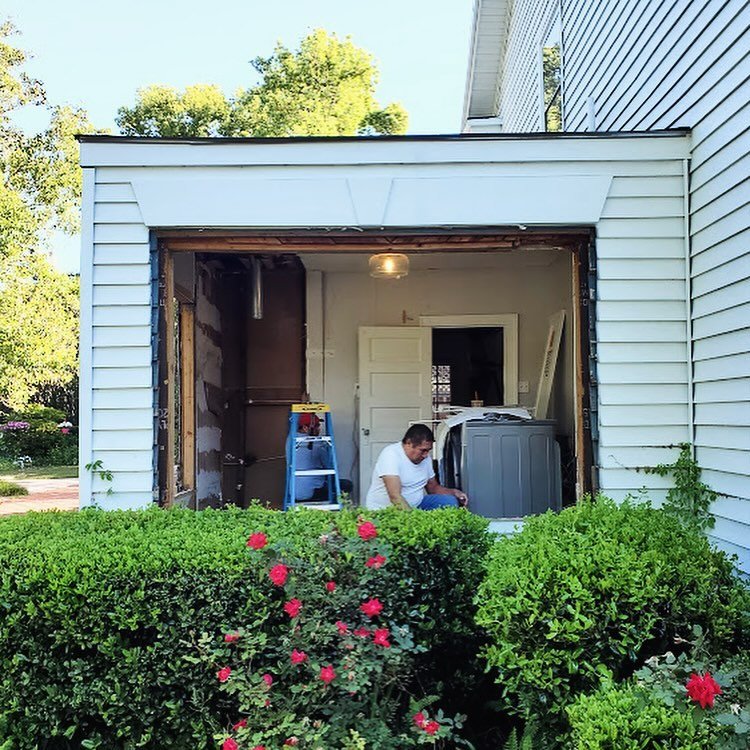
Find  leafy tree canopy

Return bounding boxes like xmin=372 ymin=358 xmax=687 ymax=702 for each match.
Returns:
xmin=117 ymin=29 xmax=408 ymax=137
xmin=0 ymin=21 xmax=96 ymax=409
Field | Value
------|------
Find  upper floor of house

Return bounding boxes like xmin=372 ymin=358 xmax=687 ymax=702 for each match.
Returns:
xmin=463 ymin=0 xmax=750 ymax=137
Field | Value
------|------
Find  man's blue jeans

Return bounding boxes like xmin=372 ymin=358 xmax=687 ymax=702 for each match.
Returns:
xmin=418 ymin=494 xmax=459 ymax=510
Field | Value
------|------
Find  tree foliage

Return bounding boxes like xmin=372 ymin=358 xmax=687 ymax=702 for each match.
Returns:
xmin=117 ymin=29 xmax=408 ymax=138
xmin=0 ymin=21 xmax=96 ymax=409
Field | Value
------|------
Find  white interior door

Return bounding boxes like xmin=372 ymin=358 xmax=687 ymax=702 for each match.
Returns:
xmin=358 ymin=326 xmax=432 ymax=496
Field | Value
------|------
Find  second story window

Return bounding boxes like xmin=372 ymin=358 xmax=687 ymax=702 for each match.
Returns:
xmin=543 ymin=43 xmax=561 ymax=131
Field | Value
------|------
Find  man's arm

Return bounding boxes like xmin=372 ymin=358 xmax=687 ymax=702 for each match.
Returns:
xmin=382 ymin=475 xmax=413 ymax=511
xmin=425 ymin=477 xmax=469 ymax=507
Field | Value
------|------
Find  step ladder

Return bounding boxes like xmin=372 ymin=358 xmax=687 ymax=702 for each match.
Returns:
xmin=283 ymin=403 xmax=342 ymax=511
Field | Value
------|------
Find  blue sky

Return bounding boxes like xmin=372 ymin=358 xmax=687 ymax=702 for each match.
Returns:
xmin=6 ymin=0 xmax=476 ymax=272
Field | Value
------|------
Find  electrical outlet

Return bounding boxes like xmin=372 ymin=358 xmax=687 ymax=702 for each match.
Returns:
xmin=518 ymin=380 xmax=530 ymax=393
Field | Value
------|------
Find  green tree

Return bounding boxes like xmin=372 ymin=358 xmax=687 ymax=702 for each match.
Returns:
xmin=0 ymin=21 xmax=96 ymax=409
xmin=117 ymin=29 xmax=408 ymax=137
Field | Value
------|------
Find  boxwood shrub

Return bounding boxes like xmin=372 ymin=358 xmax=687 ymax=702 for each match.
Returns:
xmin=565 ymin=681 xmax=716 ymax=750
xmin=0 ymin=506 xmax=489 ymax=749
xmin=475 ymin=498 xmax=749 ymax=740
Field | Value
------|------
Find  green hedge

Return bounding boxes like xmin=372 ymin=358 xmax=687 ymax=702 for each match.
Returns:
xmin=475 ymin=498 xmax=749 ymax=742
xmin=0 ymin=506 xmax=490 ymax=749
xmin=565 ymin=681 xmax=715 ymax=750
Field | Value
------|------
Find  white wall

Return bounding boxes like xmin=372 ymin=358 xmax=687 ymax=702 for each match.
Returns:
xmin=79 ymin=134 xmax=690 ymax=515
xmin=497 ymin=0 xmax=559 ymax=131
xmin=562 ymin=0 xmax=750 ymax=571
xmin=309 ymin=252 xmax=575 ymax=493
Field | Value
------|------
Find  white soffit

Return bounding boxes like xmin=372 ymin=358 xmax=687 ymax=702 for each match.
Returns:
xmin=463 ymin=0 xmax=509 ymax=122
xmin=131 ymin=174 xmax=612 ymax=228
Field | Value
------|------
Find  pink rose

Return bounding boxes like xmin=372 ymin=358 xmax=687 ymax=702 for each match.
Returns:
xmin=224 ymin=631 xmax=240 ymax=643
xmin=360 ymin=597 xmax=383 ymax=618
xmin=262 ymin=673 xmax=273 ymax=687
xmin=222 ymin=739 xmax=238 ymax=750
xmin=290 ymin=649 xmax=308 ymax=665
xmin=232 ymin=718 xmax=247 ymax=730
xmin=217 ymin=666 xmax=231 ymax=683
xmin=335 ymin=620 xmax=349 ymax=634
xmin=686 ymin=672 xmax=722 ymax=709
xmin=372 ymin=627 xmax=391 ymax=648
xmin=357 ymin=521 xmax=378 ymax=540
xmin=424 ymin=720 xmax=440 ymax=736
xmin=320 ymin=665 xmax=336 ymax=684
xmin=325 ymin=580 xmax=336 ymax=592
xmin=365 ymin=554 xmax=386 ymax=569
xmin=247 ymin=532 xmax=268 ymax=550
xmin=283 ymin=598 xmax=302 ymax=618
xmin=269 ymin=563 xmax=289 ymax=586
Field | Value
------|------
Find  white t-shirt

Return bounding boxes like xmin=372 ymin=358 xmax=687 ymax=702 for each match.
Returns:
xmin=365 ymin=442 xmax=435 ymax=509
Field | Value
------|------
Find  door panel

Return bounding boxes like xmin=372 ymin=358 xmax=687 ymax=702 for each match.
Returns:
xmin=358 ymin=327 xmax=432 ymax=495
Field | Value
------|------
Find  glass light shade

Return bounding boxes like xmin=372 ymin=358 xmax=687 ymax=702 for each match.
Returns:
xmin=369 ymin=253 xmax=409 ymax=279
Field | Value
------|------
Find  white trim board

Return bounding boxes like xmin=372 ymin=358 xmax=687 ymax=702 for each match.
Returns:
xmin=419 ymin=314 xmax=519 ymax=405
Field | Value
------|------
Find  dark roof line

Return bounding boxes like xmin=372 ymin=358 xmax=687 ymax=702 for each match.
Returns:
xmin=77 ymin=128 xmax=690 ymax=145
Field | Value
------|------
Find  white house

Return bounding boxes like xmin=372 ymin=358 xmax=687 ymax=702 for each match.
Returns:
xmin=463 ymin=0 xmax=749 ymax=567
xmin=77 ymin=1 xmax=748 ymax=570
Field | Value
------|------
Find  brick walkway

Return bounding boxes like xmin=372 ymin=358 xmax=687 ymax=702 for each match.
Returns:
xmin=0 ymin=478 xmax=79 ymax=515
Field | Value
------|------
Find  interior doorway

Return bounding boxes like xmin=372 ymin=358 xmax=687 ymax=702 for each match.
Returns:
xmin=431 ymin=327 xmax=504 ymax=417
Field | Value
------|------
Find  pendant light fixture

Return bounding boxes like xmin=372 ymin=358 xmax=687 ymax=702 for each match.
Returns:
xmin=368 ymin=252 xmax=409 ymax=279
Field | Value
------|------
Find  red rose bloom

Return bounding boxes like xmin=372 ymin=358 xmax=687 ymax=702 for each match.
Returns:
xmin=217 ymin=666 xmax=231 ymax=683
xmin=262 ymin=673 xmax=273 ymax=687
xmin=424 ymin=720 xmax=440 ymax=736
xmin=222 ymin=739 xmax=238 ymax=750
xmin=336 ymin=620 xmax=349 ymax=634
xmin=269 ymin=563 xmax=289 ymax=586
xmin=325 ymin=580 xmax=336 ymax=592
xmin=320 ymin=665 xmax=336 ymax=684
xmin=413 ymin=712 xmax=426 ymax=728
xmin=283 ymin=598 xmax=302 ymax=618
xmin=357 ymin=521 xmax=378 ymax=540
xmin=252 ymin=747 xmax=266 ymax=750
xmin=232 ymin=718 xmax=248 ymax=730
xmin=372 ymin=628 xmax=391 ymax=647
xmin=360 ymin=597 xmax=383 ymax=617
xmin=291 ymin=649 xmax=308 ymax=665
xmin=353 ymin=626 xmax=370 ymax=638
xmin=686 ymin=672 xmax=722 ymax=709
xmin=224 ymin=631 xmax=240 ymax=643
xmin=284 ymin=739 xmax=299 ymax=746
xmin=365 ymin=554 xmax=387 ymax=569
xmin=247 ymin=532 xmax=268 ymax=550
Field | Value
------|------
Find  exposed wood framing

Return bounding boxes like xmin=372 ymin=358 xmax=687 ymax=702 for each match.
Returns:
xmin=161 ymin=230 xmax=587 ymax=254
xmin=179 ymin=304 xmax=196 ymax=492
xmin=164 ymin=249 xmax=176 ymax=507
xmin=572 ymin=249 xmax=586 ymax=498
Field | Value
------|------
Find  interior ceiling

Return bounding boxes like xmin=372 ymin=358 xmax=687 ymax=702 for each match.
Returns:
xmin=299 ymin=246 xmax=566 ymax=272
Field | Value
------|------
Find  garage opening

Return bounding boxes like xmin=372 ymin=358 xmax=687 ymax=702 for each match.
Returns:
xmin=157 ymin=230 xmax=596 ymax=516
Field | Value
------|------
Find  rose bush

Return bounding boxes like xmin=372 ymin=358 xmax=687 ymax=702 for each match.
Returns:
xmin=201 ymin=520 xmax=471 ymax=749
xmin=0 ymin=505 xmax=489 ymax=748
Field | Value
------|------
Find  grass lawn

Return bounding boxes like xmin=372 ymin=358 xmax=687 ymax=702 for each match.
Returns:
xmin=0 ymin=462 xmax=78 ymax=481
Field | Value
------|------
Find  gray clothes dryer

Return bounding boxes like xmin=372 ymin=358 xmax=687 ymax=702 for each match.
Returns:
xmin=458 ymin=419 xmax=562 ymax=518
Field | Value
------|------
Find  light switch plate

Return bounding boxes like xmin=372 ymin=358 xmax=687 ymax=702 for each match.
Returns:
xmin=518 ymin=380 xmax=530 ymax=393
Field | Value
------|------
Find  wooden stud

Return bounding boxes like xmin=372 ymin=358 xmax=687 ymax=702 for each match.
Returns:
xmin=572 ymin=249 xmax=586 ymax=499
xmin=164 ymin=249 xmax=176 ymax=507
xmin=179 ymin=304 xmax=196 ymax=492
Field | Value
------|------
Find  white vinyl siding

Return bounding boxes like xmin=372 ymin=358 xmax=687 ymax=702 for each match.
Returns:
xmin=562 ymin=0 xmax=750 ymax=568
xmin=79 ymin=134 xmax=690 ymax=516
xmin=498 ymin=0 xmax=559 ymax=131
xmin=81 ymin=173 xmax=153 ymax=509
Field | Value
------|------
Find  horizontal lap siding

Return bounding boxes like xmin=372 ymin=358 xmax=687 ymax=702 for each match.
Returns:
xmin=563 ymin=0 xmax=750 ymax=568
xmin=596 ymin=171 xmax=690 ymax=498
xmin=87 ymin=176 xmax=153 ymax=509
xmin=499 ymin=0 xmax=558 ymax=131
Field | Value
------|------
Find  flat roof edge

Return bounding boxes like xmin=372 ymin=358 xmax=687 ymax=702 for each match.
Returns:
xmin=76 ymin=129 xmax=691 ymax=145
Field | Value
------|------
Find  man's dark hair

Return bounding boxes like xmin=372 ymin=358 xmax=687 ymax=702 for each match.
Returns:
xmin=402 ymin=423 xmax=435 ymax=445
